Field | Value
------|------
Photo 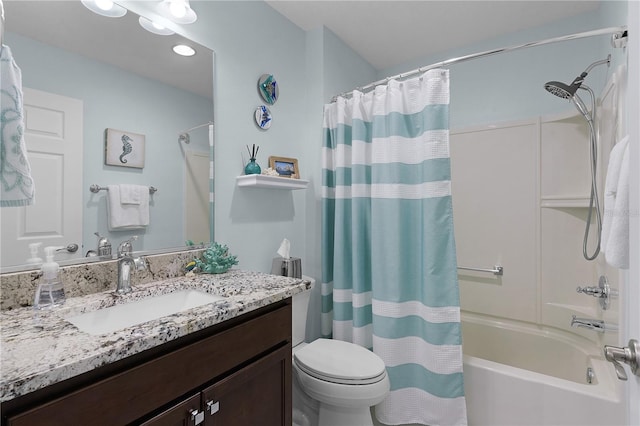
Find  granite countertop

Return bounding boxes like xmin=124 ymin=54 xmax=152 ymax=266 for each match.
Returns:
xmin=0 ymin=270 xmax=310 ymax=402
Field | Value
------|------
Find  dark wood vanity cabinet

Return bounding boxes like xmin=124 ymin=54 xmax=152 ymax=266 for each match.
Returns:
xmin=1 ymin=300 xmax=292 ymax=426
xmin=142 ymin=344 xmax=291 ymax=426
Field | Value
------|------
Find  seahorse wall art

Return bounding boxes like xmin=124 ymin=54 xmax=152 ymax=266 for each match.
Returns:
xmin=104 ymin=128 xmax=146 ymax=169
xmin=120 ymin=134 xmax=133 ymax=163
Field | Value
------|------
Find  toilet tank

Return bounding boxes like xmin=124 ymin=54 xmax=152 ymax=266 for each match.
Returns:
xmin=292 ymin=276 xmax=315 ymax=346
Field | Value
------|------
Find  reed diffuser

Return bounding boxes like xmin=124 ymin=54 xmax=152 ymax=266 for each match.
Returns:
xmin=244 ymin=144 xmax=261 ymax=175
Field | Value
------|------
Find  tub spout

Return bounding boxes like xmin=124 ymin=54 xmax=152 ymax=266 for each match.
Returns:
xmin=570 ymin=315 xmax=617 ymax=333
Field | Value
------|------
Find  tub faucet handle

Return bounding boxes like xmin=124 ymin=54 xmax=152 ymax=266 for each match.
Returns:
xmin=576 ymin=276 xmax=615 ymax=310
xmin=603 ymin=339 xmax=640 ymax=381
xmin=576 ymin=285 xmax=603 ymax=296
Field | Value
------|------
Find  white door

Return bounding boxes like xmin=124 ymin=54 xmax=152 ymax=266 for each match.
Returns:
xmin=184 ymin=149 xmax=210 ymax=245
xmin=0 ymin=88 xmax=83 ymax=268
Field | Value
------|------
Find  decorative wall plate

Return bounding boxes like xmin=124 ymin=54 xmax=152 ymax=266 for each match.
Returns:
xmin=254 ymin=105 xmax=272 ymax=130
xmin=258 ymin=74 xmax=278 ymax=105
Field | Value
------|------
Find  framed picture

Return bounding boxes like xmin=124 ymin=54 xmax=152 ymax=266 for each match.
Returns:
xmin=269 ymin=156 xmax=299 ymax=179
xmin=104 ymin=128 xmax=145 ymax=169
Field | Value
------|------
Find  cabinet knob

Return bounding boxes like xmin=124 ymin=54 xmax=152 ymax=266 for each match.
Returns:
xmin=206 ymin=400 xmax=220 ymax=415
xmin=190 ymin=409 xmax=205 ymax=425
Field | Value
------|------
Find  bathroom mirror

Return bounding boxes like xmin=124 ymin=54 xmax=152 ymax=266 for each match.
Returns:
xmin=1 ymin=1 xmax=214 ymax=271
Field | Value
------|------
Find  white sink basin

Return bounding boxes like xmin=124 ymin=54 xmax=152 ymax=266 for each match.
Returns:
xmin=66 ymin=289 xmax=224 ymax=335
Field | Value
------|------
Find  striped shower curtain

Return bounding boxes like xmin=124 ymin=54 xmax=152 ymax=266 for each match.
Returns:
xmin=321 ymin=69 xmax=467 ymax=425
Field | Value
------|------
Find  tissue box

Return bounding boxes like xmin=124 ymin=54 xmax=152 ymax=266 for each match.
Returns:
xmin=271 ymin=257 xmax=301 ymax=278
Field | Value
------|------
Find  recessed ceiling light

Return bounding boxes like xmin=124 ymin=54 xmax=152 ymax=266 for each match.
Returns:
xmin=80 ymin=0 xmax=127 ymax=18
xmin=139 ymin=17 xmax=175 ymax=36
xmin=160 ymin=0 xmax=197 ymax=25
xmin=173 ymin=44 xmax=196 ymax=57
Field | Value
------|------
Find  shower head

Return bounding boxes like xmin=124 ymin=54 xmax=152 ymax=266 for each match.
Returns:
xmin=543 ymin=55 xmax=611 ymax=100
xmin=544 ymin=79 xmax=582 ymax=99
xmin=544 ymin=55 xmax=610 ymax=120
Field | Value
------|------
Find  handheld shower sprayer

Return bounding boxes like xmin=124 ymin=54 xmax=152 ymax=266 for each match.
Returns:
xmin=543 ymin=55 xmax=611 ymax=261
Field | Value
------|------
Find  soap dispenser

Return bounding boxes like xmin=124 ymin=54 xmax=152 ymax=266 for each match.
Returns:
xmin=26 ymin=242 xmax=43 ymax=265
xmin=95 ymin=232 xmax=112 ymax=257
xmin=34 ymin=246 xmax=66 ymax=309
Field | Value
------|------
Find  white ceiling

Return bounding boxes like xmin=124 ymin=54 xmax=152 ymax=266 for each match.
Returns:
xmin=4 ymin=1 xmax=600 ymax=96
xmin=266 ymin=0 xmax=601 ymax=70
xmin=4 ymin=1 xmax=213 ymax=99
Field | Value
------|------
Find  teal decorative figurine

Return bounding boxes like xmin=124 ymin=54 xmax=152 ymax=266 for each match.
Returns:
xmin=193 ymin=242 xmax=239 ymax=274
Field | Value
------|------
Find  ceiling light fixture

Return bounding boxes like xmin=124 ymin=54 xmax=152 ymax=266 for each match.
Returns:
xmin=80 ymin=0 xmax=127 ymax=18
xmin=160 ymin=0 xmax=197 ymax=24
xmin=172 ymin=44 xmax=196 ymax=57
xmin=138 ymin=16 xmax=175 ymax=36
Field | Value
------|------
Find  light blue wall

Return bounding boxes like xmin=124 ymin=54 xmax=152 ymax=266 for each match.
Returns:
xmin=7 ymin=32 xmax=212 ymax=255
xmin=156 ymin=1 xmax=311 ymax=273
xmin=377 ymin=2 xmax=628 ymax=129
xmin=152 ymin=1 xmax=628 ymax=279
xmin=138 ymin=1 xmax=378 ymax=280
xmin=15 ymin=1 xmax=626 ymax=280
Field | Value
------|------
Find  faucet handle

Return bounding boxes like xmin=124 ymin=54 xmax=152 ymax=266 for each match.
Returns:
xmin=117 ymin=236 xmax=138 ymax=256
xmin=133 ymin=256 xmax=148 ymax=271
xmin=576 ymin=276 xmax=615 ymax=310
xmin=604 ymin=339 xmax=640 ymax=381
xmin=576 ymin=285 xmax=603 ymax=296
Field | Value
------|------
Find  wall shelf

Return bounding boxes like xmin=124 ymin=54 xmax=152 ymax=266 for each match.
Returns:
xmin=236 ymin=174 xmax=309 ymax=190
xmin=540 ymin=196 xmax=591 ymax=208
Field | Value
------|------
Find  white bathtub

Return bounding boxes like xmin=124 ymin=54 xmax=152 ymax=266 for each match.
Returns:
xmin=461 ymin=313 xmax=624 ymax=426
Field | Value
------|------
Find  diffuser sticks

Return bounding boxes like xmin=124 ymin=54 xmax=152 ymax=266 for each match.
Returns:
xmin=246 ymin=144 xmax=259 ymax=161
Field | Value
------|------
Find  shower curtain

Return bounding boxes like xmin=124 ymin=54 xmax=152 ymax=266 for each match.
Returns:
xmin=321 ymin=69 xmax=467 ymax=425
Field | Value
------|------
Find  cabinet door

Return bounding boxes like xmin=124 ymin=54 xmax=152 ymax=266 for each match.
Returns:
xmin=202 ymin=344 xmax=292 ymax=426
xmin=139 ymin=394 xmax=201 ymax=426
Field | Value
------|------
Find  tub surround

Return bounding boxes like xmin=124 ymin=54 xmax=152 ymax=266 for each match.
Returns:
xmin=0 ymin=269 xmax=310 ymax=402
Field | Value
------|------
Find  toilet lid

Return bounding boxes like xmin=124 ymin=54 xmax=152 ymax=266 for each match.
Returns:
xmin=293 ymin=339 xmax=387 ymax=385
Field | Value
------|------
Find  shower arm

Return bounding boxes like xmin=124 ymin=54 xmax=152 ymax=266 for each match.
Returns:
xmin=583 ymin=55 xmax=611 ymax=74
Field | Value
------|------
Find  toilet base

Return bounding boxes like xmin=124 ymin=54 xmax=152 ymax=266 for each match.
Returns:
xmin=293 ymin=364 xmax=319 ymax=426
xmin=319 ymin=402 xmax=373 ymax=426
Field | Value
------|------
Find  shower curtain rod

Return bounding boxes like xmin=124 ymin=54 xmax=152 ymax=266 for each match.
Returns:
xmin=331 ymin=26 xmax=628 ymax=102
xmin=179 ymin=121 xmax=214 ymax=135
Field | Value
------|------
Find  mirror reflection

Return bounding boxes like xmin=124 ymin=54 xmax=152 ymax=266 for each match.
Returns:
xmin=1 ymin=1 xmax=214 ymax=271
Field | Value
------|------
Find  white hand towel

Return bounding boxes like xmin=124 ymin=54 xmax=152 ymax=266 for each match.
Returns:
xmin=107 ymin=184 xmax=150 ymax=230
xmin=1 ymin=45 xmax=35 ymax=207
xmin=601 ymin=135 xmax=629 ymax=253
xmin=604 ymin=140 xmax=629 ymax=269
xmin=119 ymin=184 xmax=143 ymax=205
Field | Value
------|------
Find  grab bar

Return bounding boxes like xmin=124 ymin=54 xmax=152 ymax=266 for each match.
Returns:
xmin=457 ymin=265 xmax=504 ymax=276
xmin=90 ymin=184 xmax=157 ymax=194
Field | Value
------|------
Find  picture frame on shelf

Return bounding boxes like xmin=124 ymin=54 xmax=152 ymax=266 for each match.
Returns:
xmin=269 ymin=156 xmax=299 ymax=179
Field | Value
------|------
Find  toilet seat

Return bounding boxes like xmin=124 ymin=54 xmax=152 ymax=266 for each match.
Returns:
xmin=293 ymin=339 xmax=387 ymax=385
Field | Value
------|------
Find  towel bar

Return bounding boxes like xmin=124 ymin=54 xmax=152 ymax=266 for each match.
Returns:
xmin=457 ymin=265 xmax=503 ymax=276
xmin=90 ymin=184 xmax=157 ymax=194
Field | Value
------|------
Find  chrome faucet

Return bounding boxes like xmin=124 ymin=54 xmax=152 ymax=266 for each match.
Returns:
xmin=570 ymin=315 xmax=617 ymax=333
xmin=116 ymin=236 xmax=147 ymax=295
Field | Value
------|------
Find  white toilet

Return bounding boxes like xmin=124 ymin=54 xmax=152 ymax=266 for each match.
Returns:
xmin=292 ymin=277 xmax=390 ymax=426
